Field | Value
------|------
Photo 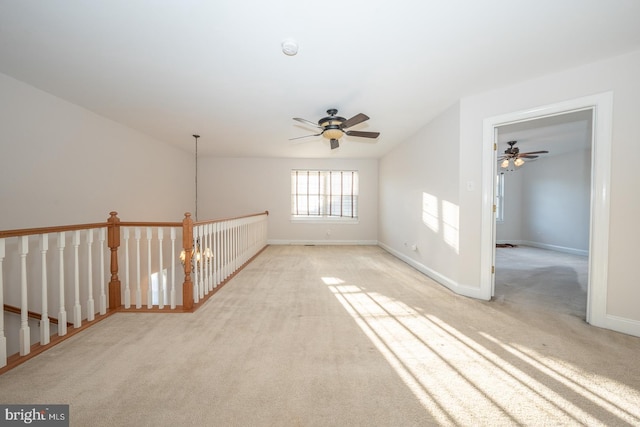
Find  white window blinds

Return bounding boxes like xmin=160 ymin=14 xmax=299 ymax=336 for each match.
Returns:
xmin=291 ymin=170 xmax=359 ymax=219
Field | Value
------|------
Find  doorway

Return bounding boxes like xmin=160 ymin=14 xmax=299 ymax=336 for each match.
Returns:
xmin=480 ymin=92 xmax=613 ymax=327
xmin=494 ymin=110 xmax=592 ymax=319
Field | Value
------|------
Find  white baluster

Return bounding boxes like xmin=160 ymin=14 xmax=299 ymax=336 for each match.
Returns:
xmin=217 ymin=223 xmax=222 ymax=282
xmin=240 ymin=221 xmax=246 ymax=265
xmin=214 ymin=222 xmax=220 ymax=287
xmin=238 ymin=221 xmax=242 ymax=266
xmin=231 ymin=223 xmax=236 ymax=272
xmin=253 ymin=218 xmax=258 ymax=253
xmin=236 ymin=222 xmax=240 ymax=266
xmin=201 ymin=225 xmax=207 ymax=295
xmin=229 ymin=223 xmax=234 ymax=274
xmin=193 ymin=226 xmax=200 ymax=304
xmin=86 ymin=229 xmax=95 ymax=322
xmin=248 ymin=220 xmax=251 ymax=258
xmin=259 ymin=216 xmax=263 ymax=247
xmin=18 ymin=236 xmax=30 ymax=356
xmin=237 ymin=222 xmax=241 ymax=267
xmin=146 ymin=227 xmax=152 ymax=308
xmin=135 ymin=227 xmax=141 ymax=309
xmin=247 ymin=220 xmax=251 ymax=258
xmin=219 ymin=222 xmax=224 ymax=281
xmin=212 ymin=224 xmax=217 ymax=287
xmin=157 ymin=227 xmax=164 ymax=309
xmin=207 ymin=223 xmax=213 ymax=292
xmin=222 ymin=221 xmax=231 ymax=279
xmin=240 ymin=222 xmax=244 ymax=265
xmin=241 ymin=220 xmax=245 ymax=265
xmin=263 ymin=215 xmax=268 ymax=246
xmin=221 ymin=222 xmax=226 ymax=279
xmin=72 ymin=230 xmax=81 ymax=328
xmin=170 ymin=228 xmax=176 ymax=310
xmin=57 ymin=232 xmax=67 ymax=336
xmin=243 ymin=220 xmax=248 ymax=264
xmin=123 ymin=227 xmax=131 ymax=308
xmin=99 ymin=228 xmax=106 ymax=315
xmin=40 ymin=234 xmax=50 ymax=345
xmin=246 ymin=220 xmax=250 ymax=260
xmin=233 ymin=223 xmax=238 ymax=272
xmin=199 ymin=225 xmax=207 ymax=298
xmin=249 ymin=218 xmax=255 ymax=257
xmin=199 ymin=225 xmax=205 ymax=299
xmin=0 ymin=238 xmax=7 ymax=367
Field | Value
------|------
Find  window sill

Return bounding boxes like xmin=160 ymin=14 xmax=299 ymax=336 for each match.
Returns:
xmin=291 ymin=217 xmax=359 ymax=224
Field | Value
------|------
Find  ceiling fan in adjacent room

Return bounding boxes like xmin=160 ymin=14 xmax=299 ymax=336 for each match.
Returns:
xmin=498 ymin=140 xmax=549 ymax=169
xmin=290 ymin=108 xmax=380 ymax=150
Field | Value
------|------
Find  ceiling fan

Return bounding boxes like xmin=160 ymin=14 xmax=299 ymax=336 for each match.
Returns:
xmin=499 ymin=140 xmax=549 ymax=169
xmin=290 ymin=108 xmax=380 ymax=150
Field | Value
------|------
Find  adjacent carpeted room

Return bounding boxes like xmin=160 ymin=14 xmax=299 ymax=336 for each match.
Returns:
xmin=0 ymin=245 xmax=638 ymax=426
xmin=494 ymin=245 xmax=589 ymax=321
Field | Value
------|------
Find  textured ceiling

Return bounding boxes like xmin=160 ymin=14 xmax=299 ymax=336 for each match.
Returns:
xmin=1 ymin=1 xmax=639 ymax=158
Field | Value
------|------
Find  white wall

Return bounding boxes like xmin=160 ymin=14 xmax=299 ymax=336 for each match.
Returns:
xmin=198 ymin=157 xmax=378 ymax=244
xmin=0 ymin=73 xmax=194 ymax=229
xmin=497 ymin=149 xmax=591 ymax=255
xmin=458 ymin=49 xmax=640 ymax=324
xmin=522 ymin=149 xmax=591 ymax=253
xmin=378 ymin=102 xmax=461 ymax=288
xmin=380 ymin=49 xmax=640 ymax=331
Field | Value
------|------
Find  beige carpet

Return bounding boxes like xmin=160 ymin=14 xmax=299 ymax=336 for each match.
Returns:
xmin=1 ymin=245 xmax=639 ymax=426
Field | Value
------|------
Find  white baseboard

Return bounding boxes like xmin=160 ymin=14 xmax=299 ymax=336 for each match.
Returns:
xmin=592 ymin=314 xmax=640 ymax=338
xmin=267 ymin=239 xmax=378 ymax=246
xmin=497 ymin=240 xmax=588 ymax=257
xmin=378 ymin=242 xmax=489 ymax=300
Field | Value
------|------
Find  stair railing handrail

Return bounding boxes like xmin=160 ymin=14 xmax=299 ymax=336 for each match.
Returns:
xmin=192 ymin=210 xmax=269 ymax=226
xmin=0 ymin=209 xmax=269 ymax=373
xmin=0 ymin=222 xmax=108 ymax=238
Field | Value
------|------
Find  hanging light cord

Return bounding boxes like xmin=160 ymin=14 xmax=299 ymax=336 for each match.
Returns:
xmin=193 ymin=134 xmax=200 ymax=221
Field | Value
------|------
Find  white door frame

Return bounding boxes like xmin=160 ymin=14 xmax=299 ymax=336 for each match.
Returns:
xmin=480 ymin=92 xmax=613 ymax=327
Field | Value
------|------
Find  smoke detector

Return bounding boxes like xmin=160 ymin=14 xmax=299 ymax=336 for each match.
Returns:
xmin=281 ymin=39 xmax=299 ymax=56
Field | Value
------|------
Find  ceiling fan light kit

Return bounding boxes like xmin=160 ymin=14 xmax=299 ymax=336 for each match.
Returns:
xmin=291 ymin=108 xmax=380 ymax=150
xmin=498 ymin=140 xmax=548 ymax=169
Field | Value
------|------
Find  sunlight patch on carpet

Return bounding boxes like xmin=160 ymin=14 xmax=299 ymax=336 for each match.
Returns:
xmin=327 ymin=281 xmax=640 ymax=426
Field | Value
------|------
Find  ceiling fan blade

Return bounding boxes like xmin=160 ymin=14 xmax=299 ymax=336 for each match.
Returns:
xmin=330 ymin=139 xmax=340 ymax=150
xmin=289 ymin=133 xmax=322 ymax=140
xmin=519 ymin=155 xmax=539 ymax=159
xmin=342 ymin=113 xmax=369 ymax=129
xmin=519 ymin=150 xmax=549 ymax=155
xmin=293 ymin=117 xmax=322 ymax=129
xmin=346 ymin=130 xmax=380 ymax=138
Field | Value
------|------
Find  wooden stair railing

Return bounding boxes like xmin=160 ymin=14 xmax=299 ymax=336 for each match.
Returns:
xmin=0 ymin=209 xmax=269 ymax=373
xmin=3 ymin=304 xmax=73 ymax=327
xmin=107 ymin=211 xmax=121 ymax=310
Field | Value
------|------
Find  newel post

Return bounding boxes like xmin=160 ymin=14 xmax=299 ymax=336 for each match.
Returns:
xmin=182 ymin=213 xmax=194 ymax=310
xmin=107 ymin=211 xmax=122 ymax=310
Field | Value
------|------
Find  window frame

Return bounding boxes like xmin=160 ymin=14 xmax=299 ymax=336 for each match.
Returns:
xmin=496 ymin=172 xmax=505 ymax=223
xmin=290 ymin=169 xmax=359 ymax=223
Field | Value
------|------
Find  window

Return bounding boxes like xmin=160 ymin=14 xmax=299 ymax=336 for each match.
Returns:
xmin=291 ymin=170 xmax=359 ymax=220
xmin=496 ymin=172 xmax=505 ymax=222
